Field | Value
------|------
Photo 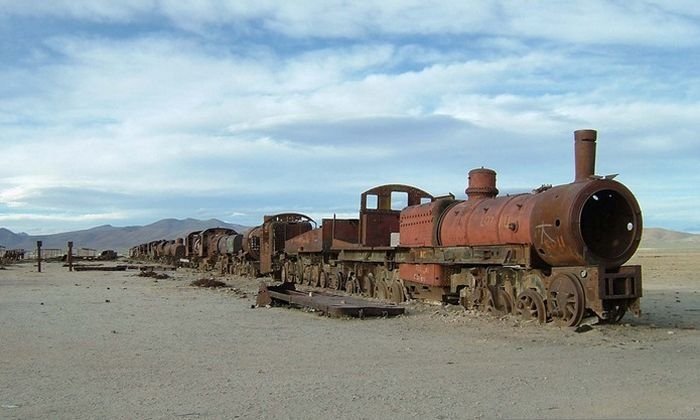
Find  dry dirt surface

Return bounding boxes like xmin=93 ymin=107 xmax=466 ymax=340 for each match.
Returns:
xmin=1 ymin=250 xmax=699 ymax=419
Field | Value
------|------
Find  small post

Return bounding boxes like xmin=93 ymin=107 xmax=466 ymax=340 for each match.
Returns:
xmin=37 ymin=240 xmax=43 ymax=273
xmin=67 ymin=241 xmax=74 ymax=272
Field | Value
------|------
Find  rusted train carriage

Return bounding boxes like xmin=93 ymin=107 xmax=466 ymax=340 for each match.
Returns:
xmin=282 ymin=184 xmax=433 ymax=301
xmin=130 ymin=214 xmax=315 ymax=277
xmin=284 ymin=130 xmax=642 ymax=327
xmin=228 ymin=213 xmax=315 ymax=277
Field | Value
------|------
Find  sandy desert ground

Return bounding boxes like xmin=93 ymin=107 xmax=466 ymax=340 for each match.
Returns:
xmin=1 ymin=249 xmax=699 ymax=419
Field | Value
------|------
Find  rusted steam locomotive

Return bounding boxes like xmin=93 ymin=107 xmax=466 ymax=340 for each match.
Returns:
xmin=281 ymin=129 xmax=642 ymax=326
xmin=130 ymin=214 xmax=315 ymax=278
xmin=131 ymin=129 xmax=642 ymax=327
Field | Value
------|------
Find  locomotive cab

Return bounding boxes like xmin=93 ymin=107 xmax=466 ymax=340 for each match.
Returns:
xmin=359 ymin=184 xmax=433 ymax=247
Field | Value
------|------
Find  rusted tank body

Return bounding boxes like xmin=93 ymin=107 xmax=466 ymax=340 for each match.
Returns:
xmin=217 ymin=234 xmax=243 ymax=255
xmin=198 ymin=228 xmax=237 ymax=257
xmin=433 ymin=130 xmax=641 ymax=268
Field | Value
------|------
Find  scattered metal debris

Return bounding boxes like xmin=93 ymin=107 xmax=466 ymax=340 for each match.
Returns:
xmin=257 ymin=282 xmax=404 ymax=318
xmin=73 ymin=265 xmax=128 ymax=272
xmin=138 ymin=271 xmax=170 ymax=280
xmin=191 ymin=278 xmax=227 ymax=288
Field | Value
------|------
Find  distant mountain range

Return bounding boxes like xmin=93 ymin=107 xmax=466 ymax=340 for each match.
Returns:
xmin=0 ymin=219 xmax=248 ymax=254
xmin=1 ymin=223 xmax=698 ymax=255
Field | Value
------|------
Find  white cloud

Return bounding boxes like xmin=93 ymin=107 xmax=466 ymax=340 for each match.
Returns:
xmin=2 ymin=1 xmax=699 ymax=46
xmin=1 ymin=2 xmax=699 ymax=234
xmin=0 ymin=211 xmax=128 ymax=222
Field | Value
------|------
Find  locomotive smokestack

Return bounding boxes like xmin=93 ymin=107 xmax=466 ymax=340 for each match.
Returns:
xmin=466 ymin=168 xmax=498 ymax=200
xmin=574 ymin=129 xmax=597 ymax=182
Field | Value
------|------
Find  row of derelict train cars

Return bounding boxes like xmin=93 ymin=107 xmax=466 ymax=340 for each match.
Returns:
xmin=130 ymin=130 xmax=643 ymax=327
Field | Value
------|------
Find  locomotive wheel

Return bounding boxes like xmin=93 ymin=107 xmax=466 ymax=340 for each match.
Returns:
xmin=548 ymin=274 xmax=585 ymax=327
xmin=389 ymin=280 xmax=405 ymax=304
xmin=295 ymin=262 xmax=304 ymax=285
xmin=301 ymin=266 xmax=311 ymax=286
xmin=318 ymin=271 xmax=329 ymax=289
xmin=281 ymin=263 xmax=289 ymax=283
xmin=310 ymin=266 xmax=320 ymax=287
xmin=331 ymin=272 xmax=344 ymax=290
xmin=345 ymin=274 xmax=358 ymax=294
xmin=494 ymin=288 xmax=514 ymax=315
xmin=478 ymin=287 xmax=496 ymax=313
xmin=599 ymin=304 xmax=627 ymax=324
xmin=361 ymin=274 xmax=375 ymax=297
xmin=483 ymin=286 xmax=514 ymax=315
xmin=515 ymin=290 xmax=547 ymax=324
xmin=458 ymin=287 xmax=474 ymax=309
xmin=374 ymin=279 xmax=389 ymax=300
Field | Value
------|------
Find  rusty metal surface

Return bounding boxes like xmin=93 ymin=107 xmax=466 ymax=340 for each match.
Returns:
xmin=433 ymin=130 xmax=642 ymax=268
xmin=286 ymin=218 xmax=363 ymax=255
xmin=398 ymin=263 xmax=446 ymax=287
xmin=399 ymin=197 xmax=455 ymax=247
xmin=185 ymin=231 xmax=202 ymax=258
xmin=466 ymin=168 xmax=498 ymax=200
xmin=359 ymin=184 xmax=433 ymax=247
xmin=575 ymin=129 xmax=597 ymax=182
xmin=324 ymin=218 xmax=360 ymax=249
xmin=285 ymin=228 xmax=324 ymax=254
xmin=242 ymin=226 xmax=261 ymax=261
xmin=259 ymin=213 xmax=314 ymax=275
xmin=217 ymin=234 xmax=243 ymax=255
xmin=528 ymin=180 xmax=642 ymax=267
xmin=258 ymin=282 xmax=404 ymax=318
xmin=199 ymin=228 xmax=238 ymax=258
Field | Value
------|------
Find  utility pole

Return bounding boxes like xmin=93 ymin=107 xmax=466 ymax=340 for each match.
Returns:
xmin=36 ymin=240 xmax=43 ymax=273
xmin=67 ymin=241 xmax=73 ymax=272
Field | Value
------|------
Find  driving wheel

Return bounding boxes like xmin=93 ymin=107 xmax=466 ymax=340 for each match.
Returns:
xmin=548 ymin=273 xmax=585 ymax=327
xmin=515 ymin=289 xmax=547 ymax=324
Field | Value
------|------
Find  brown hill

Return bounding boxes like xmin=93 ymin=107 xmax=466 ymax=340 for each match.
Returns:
xmin=640 ymin=227 xmax=700 ymax=249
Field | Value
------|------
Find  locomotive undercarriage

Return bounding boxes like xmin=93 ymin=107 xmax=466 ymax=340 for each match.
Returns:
xmin=280 ymin=253 xmax=412 ymax=306
xmin=282 ymin=245 xmax=642 ymax=327
xmin=215 ymin=255 xmax=260 ymax=278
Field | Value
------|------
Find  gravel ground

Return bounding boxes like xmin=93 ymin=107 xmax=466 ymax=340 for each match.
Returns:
xmin=1 ymin=250 xmax=699 ymax=419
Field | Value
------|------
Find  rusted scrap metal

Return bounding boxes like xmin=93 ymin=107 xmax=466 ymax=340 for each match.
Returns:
xmin=191 ymin=278 xmax=227 ymax=288
xmin=138 ymin=271 xmax=170 ymax=279
xmin=257 ymin=282 xmax=404 ymax=318
xmin=73 ymin=265 xmax=128 ymax=272
xmin=1 ymin=248 xmax=25 ymax=263
xmin=139 ymin=265 xmax=177 ymax=271
xmin=97 ymin=250 xmax=118 ymax=260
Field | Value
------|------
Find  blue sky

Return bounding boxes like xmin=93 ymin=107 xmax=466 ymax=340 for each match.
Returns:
xmin=1 ymin=1 xmax=699 ymax=234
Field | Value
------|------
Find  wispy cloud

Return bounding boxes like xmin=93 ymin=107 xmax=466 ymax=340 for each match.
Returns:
xmin=0 ymin=1 xmax=699 ymax=234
